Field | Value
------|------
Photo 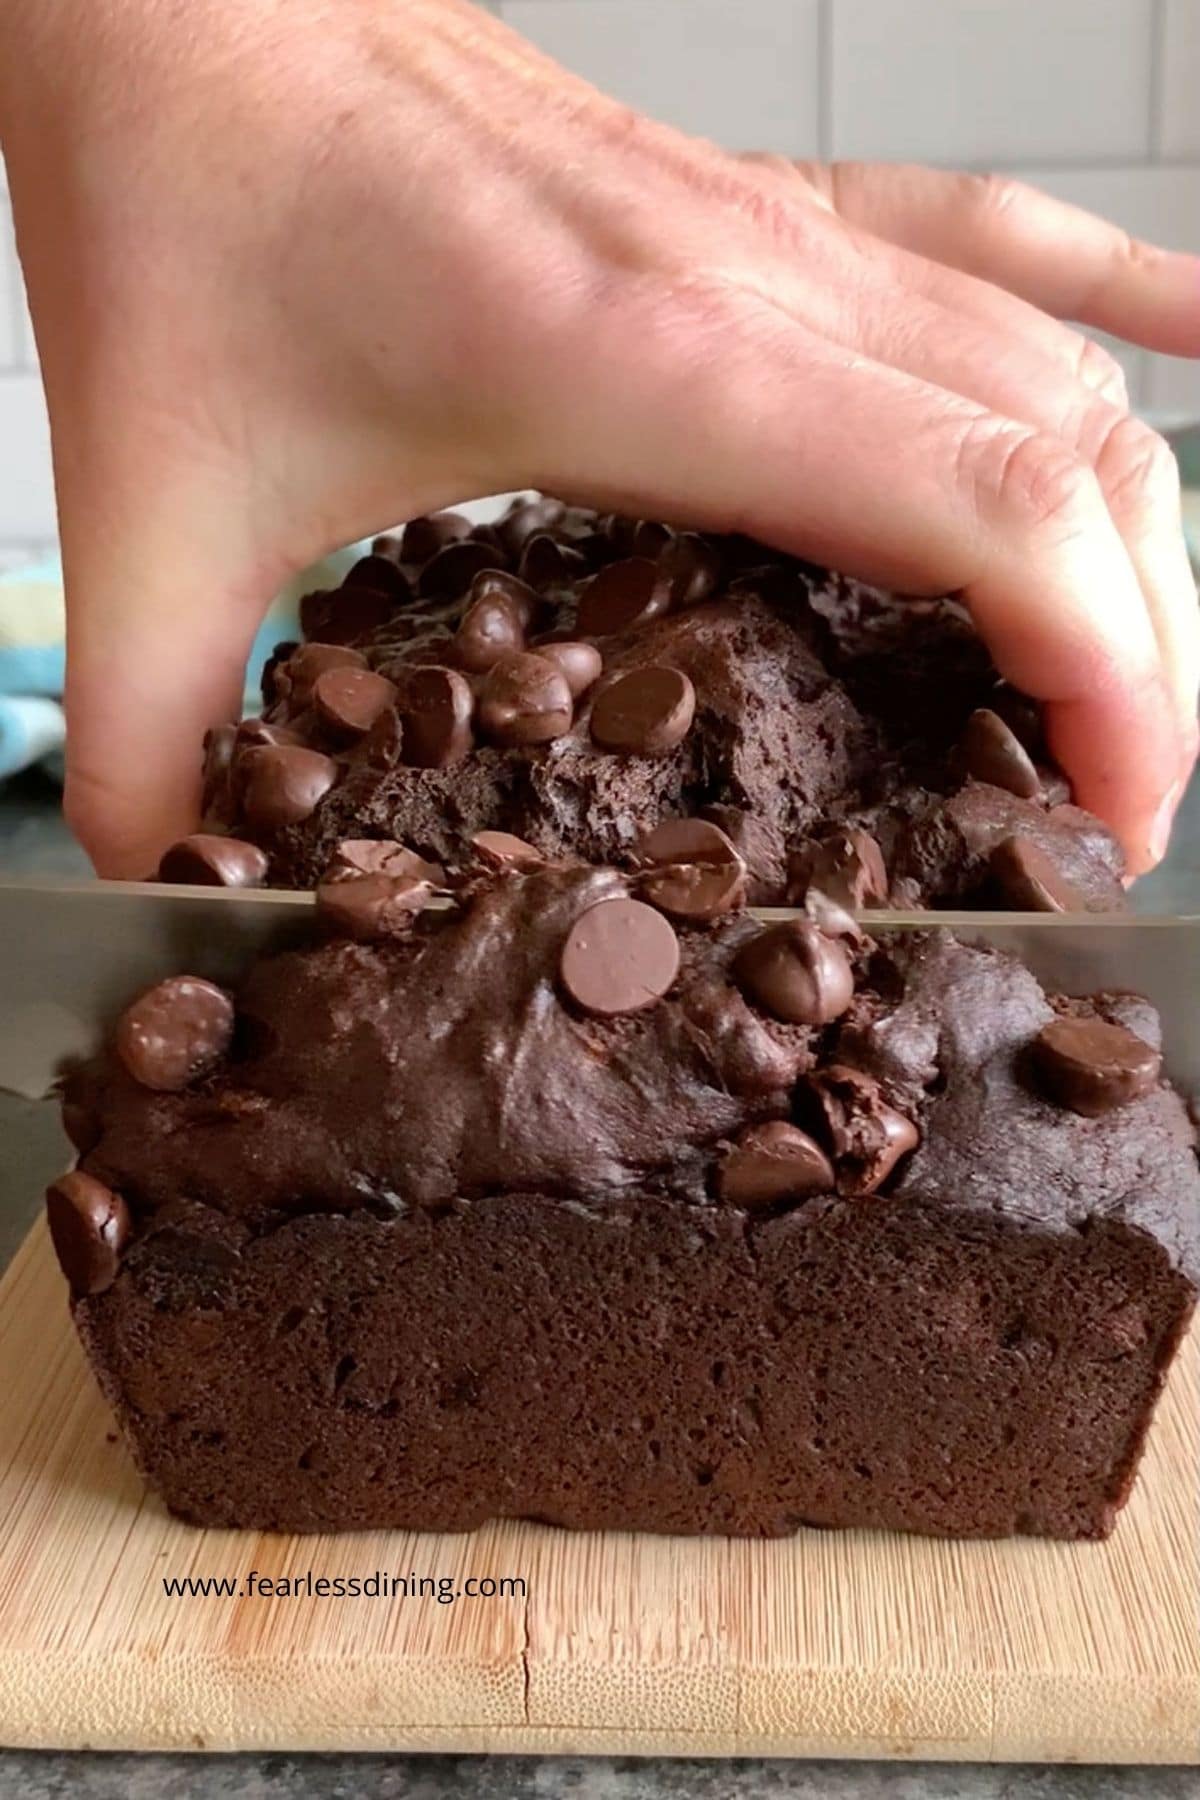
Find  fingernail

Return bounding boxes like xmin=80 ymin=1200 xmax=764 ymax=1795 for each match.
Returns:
xmin=1149 ymin=777 xmax=1184 ymax=866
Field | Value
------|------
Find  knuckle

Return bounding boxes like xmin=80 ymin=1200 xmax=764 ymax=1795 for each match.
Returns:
xmin=1093 ymin=416 xmax=1180 ymax=513
xmin=1075 ymin=335 xmax=1129 ymax=407
xmin=959 ymin=421 xmax=1096 ymax=534
xmin=962 ymin=170 xmax=1025 ymax=222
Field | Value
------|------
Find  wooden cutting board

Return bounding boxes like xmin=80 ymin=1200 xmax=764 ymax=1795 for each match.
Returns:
xmin=0 ymin=1219 xmax=1196 ymax=1762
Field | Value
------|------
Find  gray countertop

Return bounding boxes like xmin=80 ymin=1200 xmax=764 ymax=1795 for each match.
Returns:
xmin=1 ymin=771 xmax=1197 ymax=1799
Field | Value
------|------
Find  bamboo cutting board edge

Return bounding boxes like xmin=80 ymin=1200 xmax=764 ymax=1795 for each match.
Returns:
xmin=0 ymin=1219 xmax=1196 ymax=1762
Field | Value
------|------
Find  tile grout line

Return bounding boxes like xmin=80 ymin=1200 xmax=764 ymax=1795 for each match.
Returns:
xmin=816 ymin=0 xmax=833 ymax=162
xmin=1148 ymin=0 xmax=1167 ymax=161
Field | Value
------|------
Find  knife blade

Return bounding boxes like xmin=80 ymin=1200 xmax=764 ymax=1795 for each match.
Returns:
xmin=1 ymin=878 xmax=1198 ymax=1103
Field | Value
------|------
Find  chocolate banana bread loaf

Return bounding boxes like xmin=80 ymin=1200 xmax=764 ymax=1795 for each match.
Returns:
xmin=161 ymin=497 xmax=1127 ymax=909
xmin=53 ymin=850 xmax=1198 ymax=1537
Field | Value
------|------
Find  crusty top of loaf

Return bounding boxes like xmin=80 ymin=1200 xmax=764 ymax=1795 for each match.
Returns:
xmin=67 ymin=863 xmax=1200 ymax=1285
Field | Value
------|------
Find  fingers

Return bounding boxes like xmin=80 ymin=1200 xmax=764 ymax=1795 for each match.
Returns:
xmin=552 ymin=293 xmax=1183 ymax=870
xmin=813 ymin=161 xmax=1200 ymax=356
xmin=794 ymin=278 xmax=1200 ymax=764
xmin=60 ymin=484 xmax=270 ymax=878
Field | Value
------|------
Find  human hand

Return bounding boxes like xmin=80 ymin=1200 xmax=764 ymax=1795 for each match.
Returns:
xmin=2 ymin=0 xmax=1197 ymax=877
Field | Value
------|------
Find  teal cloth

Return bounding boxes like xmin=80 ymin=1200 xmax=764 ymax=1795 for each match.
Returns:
xmin=0 ymin=548 xmax=360 ymax=780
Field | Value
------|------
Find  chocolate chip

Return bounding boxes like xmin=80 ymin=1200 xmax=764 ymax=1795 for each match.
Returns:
xmin=534 ymin=639 xmax=603 ymax=698
xmin=472 ymin=830 xmax=544 ymax=869
xmin=519 ymin=533 xmax=587 ymax=589
xmin=575 ymin=558 xmax=673 ymax=636
xmin=559 ymin=897 xmax=680 ymax=1016
xmin=235 ymin=717 xmax=309 ymax=757
xmin=325 ymin=839 xmax=446 ymax=885
xmin=201 ymin=723 xmax=238 ymax=820
xmin=357 ymin=705 xmax=404 ymax=771
xmin=401 ymin=511 xmax=473 ymax=563
xmin=276 ymin=643 xmax=368 ymax=711
xmin=477 ymin=652 xmax=574 ymax=747
xmin=497 ymin=496 xmax=565 ymax=557
xmin=962 ymin=708 xmax=1042 ymax=799
xmin=418 ymin=540 xmax=504 ymax=599
xmin=312 ymin=666 xmax=398 ymax=739
xmin=240 ymin=745 xmax=339 ymax=830
xmin=790 ymin=829 xmax=888 ymax=910
xmin=718 ymin=1121 xmax=834 ymax=1209
xmin=46 ymin=1170 xmax=131 ymax=1297
xmin=342 ymin=553 xmax=411 ymax=600
xmin=635 ymin=817 xmax=747 ymax=922
xmin=733 ymin=920 xmax=854 ymax=1026
xmin=589 ymin=665 xmax=696 ymax=756
xmin=637 ymin=817 xmax=741 ymax=867
xmin=631 ymin=519 xmax=673 ymax=558
xmin=299 ymin=585 xmax=397 ymax=646
xmin=394 ymin=665 xmax=474 ymax=767
xmin=989 ymin=835 xmax=1087 ymax=912
xmin=469 ymin=568 xmax=539 ymax=626
xmin=316 ymin=873 xmax=434 ymax=941
xmin=261 ymin=639 xmax=300 ymax=709
xmin=455 ymin=594 xmax=527 ymax=673
xmin=660 ymin=532 xmax=722 ymax=607
xmin=371 ymin=533 xmax=405 ymax=562
xmin=1032 ymin=1015 xmax=1161 ymax=1117
xmin=806 ymin=1064 xmax=920 ymax=1194
xmin=159 ymin=834 xmax=269 ymax=888
xmin=115 ymin=977 xmax=235 ymax=1092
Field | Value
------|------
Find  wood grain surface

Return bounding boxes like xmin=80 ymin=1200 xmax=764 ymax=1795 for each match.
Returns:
xmin=0 ymin=1220 xmax=1195 ymax=1762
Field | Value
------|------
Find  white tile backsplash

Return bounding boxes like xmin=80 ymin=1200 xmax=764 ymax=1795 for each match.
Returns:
xmin=1160 ymin=0 xmax=1200 ymax=159
xmin=500 ymin=0 xmax=821 ymax=155
xmin=829 ymin=0 xmax=1155 ymax=166
xmin=0 ymin=0 xmax=1196 ymax=559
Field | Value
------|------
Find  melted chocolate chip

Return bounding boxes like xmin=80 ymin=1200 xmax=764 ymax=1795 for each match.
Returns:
xmin=159 ymin=834 xmax=269 ymax=888
xmin=312 ymin=666 xmax=398 ymax=739
xmin=989 ymin=835 xmax=1087 ymax=912
xmin=418 ymin=540 xmax=505 ymax=599
xmin=534 ymin=639 xmax=603 ymax=699
xmin=477 ymin=653 xmax=574 ymax=747
xmin=575 ymin=557 xmax=673 ymax=636
xmin=589 ymin=666 xmax=696 ymax=756
xmin=394 ymin=666 xmax=474 ymax=768
xmin=660 ymin=532 xmax=722 ymax=607
xmin=962 ymin=708 xmax=1042 ymax=799
xmin=240 ymin=745 xmax=339 ymax=830
xmin=115 ymin=977 xmax=235 ymax=1092
xmin=1032 ymin=1015 xmax=1161 ymax=1117
xmin=559 ymin=897 xmax=680 ymax=1016
xmin=46 ymin=1170 xmax=131 ymax=1297
xmin=472 ymin=830 xmax=544 ymax=869
xmin=733 ymin=921 xmax=854 ymax=1026
xmin=468 ymin=568 xmax=540 ymax=629
xmin=806 ymin=1064 xmax=920 ymax=1194
xmin=324 ymin=839 xmax=446 ymax=885
xmin=718 ymin=1121 xmax=834 ymax=1209
xmin=791 ymin=829 xmax=888 ymax=910
xmin=276 ymin=643 xmax=367 ymax=712
xmin=454 ymin=593 xmax=527 ymax=673
xmin=635 ymin=817 xmax=747 ymax=922
xmin=316 ymin=873 xmax=434 ymax=940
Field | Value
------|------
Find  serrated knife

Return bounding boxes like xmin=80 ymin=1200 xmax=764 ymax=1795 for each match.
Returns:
xmin=1 ymin=879 xmax=1198 ymax=1104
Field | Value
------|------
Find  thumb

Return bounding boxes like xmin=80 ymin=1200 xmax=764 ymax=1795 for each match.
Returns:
xmin=60 ymin=472 xmax=275 ymax=878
